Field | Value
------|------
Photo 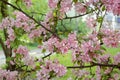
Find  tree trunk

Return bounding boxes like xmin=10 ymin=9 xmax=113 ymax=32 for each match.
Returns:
xmin=0 ymin=0 xmax=15 ymax=70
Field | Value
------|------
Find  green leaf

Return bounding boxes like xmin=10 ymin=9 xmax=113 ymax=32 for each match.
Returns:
xmin=100 ymin=46 xmax=106 ymax=51
xmin=42 ymin=48 xmax=46 ymax=53
xmin=97 ymin=17 xmax=103 ymax=23
xmin=102 ymin=6 xmax=106 ymax=11
xmin=53 ymin=10 xmax=57 ymax=17
xmin=6 ymin=57 xmax=13 ymax=62
xmin=73 ymin=0 xmax=78 ymax=3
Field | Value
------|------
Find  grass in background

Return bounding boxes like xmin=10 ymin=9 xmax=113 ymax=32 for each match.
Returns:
xmin=27 ymin=43 xmax=38 ymax=50
xmin=0 ymin=45 xmax=2 ymax=50
xmin=106 ymin=47 xmax=120 ymax=55
xmin=50 ymin=53 xmax=75 ymax=80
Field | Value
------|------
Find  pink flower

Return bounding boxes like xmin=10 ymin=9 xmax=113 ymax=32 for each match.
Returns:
xmin=6 ymin=70 xmax=18 ymax=80
xmin=15 ymin=45 xmax=29 ymax=57
xmin=80 ymin=54 xmax=92 ymax=62
xmin=101 ymin=0 xmax=120 ymax=15
xmin=37 ymin=60 xmax=67 ymax=79
xmin=74 ymin=2 xmax=87 ymax=14
xmin=0 ymin=69 xmax=18 ymax=80
xmin=5 ymin=39 xmax=11 ymax=48
xmin=73 ymin=69 xmax=89 ymax=78
xmin=45 ymin=11 xmax=53 ymax=22
xmin=14 ymin=11 xmax=29 ymax=21
xmin=10 ymin=60 xmax=15 ymax=65
xmin=7 ymin=28 xmax=16 ymax=41
xmin=23 ymin=55 xmax=35 ymax=69
xmin=86 ymin=17 xmax=96 ymax=28
xmin=29 ymin=28 xmax=41 ymax=39
xmin=113 ymin=52 xmax=120 ymax=64
xmin=98 ymin=54 xmax=110 ymax=63
xmin=101 ymin=28 xmax=120 ymax=47
xmin=96 ymin=66 xmax=101 ymax=80
xmin=43 ymin=37 xmax=59 ymax=52
xmin=60 ymin=0 xmax=72 ymax=13
xmin=104 ymin=68 xmax=112 ymax=74
xmin=113 ymin=73 xmax=120 ymax=80
xmin=14 ymin=11 xmax=35 ymax=31
xmin=0 ymin=17 xmax=15 ymax=29
xmin=48 ymin=0 xmax=58 ymax=9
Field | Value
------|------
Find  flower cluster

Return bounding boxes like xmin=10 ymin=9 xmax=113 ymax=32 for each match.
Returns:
xmin=22 ymin=55 xmax=35 ymax=69
xmin=48 ymin=0 xmax=58 ymax=9
xmin=101 ymin=0 xmax=120 ymax=15
xmin=15 ymin=45 xmax=29 ymax=57
xmin=113 ymin=52 xmax=120 ymax=65
xmin=0 ymin=69 xmax=18 ymax=80
xmin=60 ymin=0 xmax=72 ymax=13
xmin=74 ymin=2 xmax=87 ymax=15
xmin=14 ymin=11 xmax=35 ymax=32
xmin=42 ymin=32 xmax=78 ymax=53
xmin=86 ymin=17 xmax=96 ymax=28
xmin=37 ymin=60 xmax=67 ymax=80
xmin=101 ymin=28 xmax=120 ymax=47
xmin=0 ymin=11 xmax=36 ymax=48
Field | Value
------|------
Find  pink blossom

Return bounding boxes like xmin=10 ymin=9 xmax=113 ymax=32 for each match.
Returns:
xmin=0 ymin=69 xmax=18 ymax=80
xmin=1 ymin=17 xmax=10 ymax=29
xmin=14 ymin=11 xmax=35 ymax=31
xmin=86 ymin=17 xmax=96 ymax=28
xmin=60 ymin=0 xmax=72 ymax=13
xmin=48 ymin=0 xmax=58 ymax=9
xmin=15 ymin=45 xmax=29 ymax=57
xmin=7 ymin=28 xmax=16 ymax=41
xmin=73 ymin=69 xmax=89 ymax=78
xmin=6 ymin=70 xmax=18 ymax=80
xmin=113 ymin=73 xmax=120 ymax=80
xmin=29 ymin=28 xmax=41 ymax=39
xmin=43 ymin=36 xmax=59 ymax=52
xmin=23 ymin=55 xmax=35 ymax=69
xmin=14 ymin=11 xmax=29 ymax=21
xmin=74 ymin=2 xmax=87 ymax=14
xmin=5 ymin=39 xmax=11 ymax=48
xmin=42 ymin=33 xmax=78 ymax=54
xmin=104 ymin=67 xmax=112 ymax=74
xmin=96 ymin=66 xmax=101 ymax=80
xmin=81 ymin=40 xmax=100 ymax=54
xmin=101 ymin=28 xmax=120 ymax=47
xmin=37 ymin=60 xmax=67 ymax=79
xmin=101 ymin=0 xmax=120 ymax=15
xmin=113 ymin=52 xmax=120 ymax=64
xmin=0 ymin=17 xmax=15 ymax=29
xmin=98 ymin=54 xmax=110 ymax=63
xmin=45 ymin=11 xmax=53 ymax=22
xmin=81 ymin=54 xmax=92 ymax=62
xmin=10 ymin=60 xmax=15 ymax=65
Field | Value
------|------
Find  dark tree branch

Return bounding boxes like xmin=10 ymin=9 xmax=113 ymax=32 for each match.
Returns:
xmin=67 ymin=62 xmax=120 ymax=69
xmin=63 ymin=10 xmax=96 ymax=20
xmin=42 ymin=53 xmax=52 ymax=59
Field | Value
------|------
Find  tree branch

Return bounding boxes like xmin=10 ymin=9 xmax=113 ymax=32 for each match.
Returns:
xmin=42 ymin=53 xmax=52 ymax=59
xmin=63 ymin=10 xmax=96 ymax=20
xmin=67 ymin=62 xmax=120 ymax=69
xmin=0 ymin=0 xmax=60 ymax=39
